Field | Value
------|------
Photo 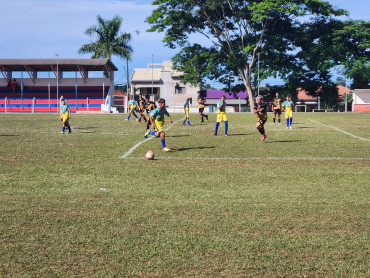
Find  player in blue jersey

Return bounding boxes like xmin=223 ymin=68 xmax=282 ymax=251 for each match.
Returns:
xmin=125 ymin=95 xmax=139 ymax=122
xmin=215 ymin=95 xmax=228 ymax=136
xmin=282 ymin=96 xmax=294 ymax=129
xmin=183 ymin=98 xmax=191 ymax=126
xmin=144 ymin=98 xmax=173 ymax=152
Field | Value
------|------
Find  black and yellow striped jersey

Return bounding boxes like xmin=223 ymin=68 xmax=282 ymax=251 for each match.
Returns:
xmin=197 ymin=96 xmax=206 ymax=108
xmin=145 ymin=101 xmax=156 ymax=113
xmin=138 ymin=98 xmax=146 ymax=108
xmin=254 ymin=102 xmax=268 ymax=121
xmin=273 ymin=97 xmax=282 ymax=109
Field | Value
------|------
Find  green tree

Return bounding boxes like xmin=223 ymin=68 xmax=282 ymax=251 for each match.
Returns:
xmin=147 ymin=0 xmax=345 ymax=108
xmin=332 ymin=20 xmax=370 ymax=89
xmin=79 ymin=15 xmax=133 ymax=60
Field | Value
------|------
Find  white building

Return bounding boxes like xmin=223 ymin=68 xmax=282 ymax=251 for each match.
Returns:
xmin=130 ymin=61 xmax=200 ymax=108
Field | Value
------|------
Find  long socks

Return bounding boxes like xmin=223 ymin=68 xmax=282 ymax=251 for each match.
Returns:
xmin=286 ymin=118 xmax=289 ymax=128
xmin=289 ymin=117 xmax=293 ymax=126
xmin=225 ymin=121 xmax=228 ymax=135
xmin=215 ymin=122 xmax=220 ymax=135
xmin=273 ymin=118 xmax=276 ymax=124
xmin=161 ymin=139 xmax=166 ymax=148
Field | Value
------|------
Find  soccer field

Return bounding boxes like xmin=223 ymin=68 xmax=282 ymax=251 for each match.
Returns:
xmin=0 ymin=112 xmax=369 ymax=277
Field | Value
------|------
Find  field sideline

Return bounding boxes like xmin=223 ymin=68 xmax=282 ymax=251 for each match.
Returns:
xmin=0 ymin=112 xmax=369 ymax=277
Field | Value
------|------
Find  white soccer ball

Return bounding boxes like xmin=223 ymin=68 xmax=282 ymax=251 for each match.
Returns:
xmin=146 ymin=151 xmax=155 ymax=160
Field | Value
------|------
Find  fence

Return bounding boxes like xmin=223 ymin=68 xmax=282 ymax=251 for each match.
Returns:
xmin=0 ymin=97 xmax=105 ymax=113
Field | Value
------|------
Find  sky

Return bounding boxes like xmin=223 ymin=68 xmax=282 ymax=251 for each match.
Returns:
xmin=0 ymin=0 xmax=369 ymax=87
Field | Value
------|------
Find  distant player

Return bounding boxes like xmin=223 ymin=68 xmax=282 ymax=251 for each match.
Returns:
xmin=144 ymin=95 xmax=156 ymax=132
xmin=197 ymin=91 xmax=208 ymax=122
xmin=283 ymin=96 xmax=294 ymax=129
xmin=60 ymin=99 xmax=71 ymax=134
xmin=183 ymin=98 xmax=191 ymax=126
xmin=253 ymin=96 xmax=268 ymax=142
xmin=125 ymin=95 xmax=139 ymax=122
xmin=58 ymin=95 xmax=68 ymax=121
xmin=272 ymin=92 xmax=282 ymax=125
xmin=144 ymin=98 xmax=173 ymax=152
xmin=215 ymin=95 xmax=228 ymax=136
xmin=137 ymin=93 xmax=147 ymax=123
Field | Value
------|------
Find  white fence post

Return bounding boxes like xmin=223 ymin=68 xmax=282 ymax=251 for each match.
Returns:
xmin=87 ymin=97 xmax=89 ymax=111
xmin=5 ymin=97 xmax=7 ymax=113
xmin=32 ymin=97 xmax=35 ymax=113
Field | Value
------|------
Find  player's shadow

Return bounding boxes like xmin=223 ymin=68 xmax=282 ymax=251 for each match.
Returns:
xmin=173 ymin=146 xmax=215 ymax=151
xmin=0 ymin=134 xmax=20 ymax=136
xmin=167 ymin=135 xmax=191 ymax=138
xmin=73 ymin=126 xmax=98 ymax=130
xmin=295 ymin=126 xmax=313 ymax=129
xmin=229 ymin=133 xmax=253 ymax=136
xmin=266 ymin=139 xmax=307 ymax=143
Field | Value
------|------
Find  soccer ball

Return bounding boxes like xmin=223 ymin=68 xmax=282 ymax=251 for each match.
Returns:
xmin=146 ymin=151 xmax=155 ymax=160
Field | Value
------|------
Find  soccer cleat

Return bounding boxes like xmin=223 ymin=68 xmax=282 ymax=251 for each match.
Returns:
xmin=125 ymin=119 xmax=129 ymax=121
xmin=261 ymin=134 xmax=267 ymax=142
xmin=225 ymin=134 xmax=229 ymax=136
xmin=289 ymin=126 xmax=292 ymax=129
xmin=144 ymin=130 xmax=150 ymax=138
xmin=60 ymin=131 xmax=64 ymax=134
xmin=163 ymin=147 xmax=171 ymax=152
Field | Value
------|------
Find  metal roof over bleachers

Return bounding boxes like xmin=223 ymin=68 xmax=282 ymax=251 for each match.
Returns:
xmin=0 ymin=59 xmax=118 ymax=72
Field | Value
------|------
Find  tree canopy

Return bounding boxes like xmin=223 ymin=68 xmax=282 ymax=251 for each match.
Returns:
xmin=79 ymin=15 xmax=133 ymax=60
xmin=146 ymin=0 xmax=347 ymax=107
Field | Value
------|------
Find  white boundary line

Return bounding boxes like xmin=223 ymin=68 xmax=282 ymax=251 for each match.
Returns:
xmin=308 ymin=119 xmax=369 ymax=141
xmin=126 ymin=156 xmax=370 ymax=161
xmin=120 ymin=117 xmax=184 ymax=159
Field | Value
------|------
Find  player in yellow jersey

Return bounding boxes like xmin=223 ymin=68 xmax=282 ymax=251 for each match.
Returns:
xmin=59 ymin=99 xmax=71 ymax=134
xmin=136 ymin=93 xmax=147 ymax=123
xmin=272 ymin=92 xmax=282 ymax=125
xmin=126 ymin=95 xmax=139 ymax=122
xmin=215 ymin=95 xmax=228 ymax=136
xmin=183 ymin=98 xmax=191 ymax=126
xmin=253 ymin=96 xmax=268 ymax=142
xmin=144 ymin=95 xmax=156 ymax=132
xmin=197 ymin=91 xmax=208 ymax=122
xmin=282 ymin=95 xmax=294 ymax=129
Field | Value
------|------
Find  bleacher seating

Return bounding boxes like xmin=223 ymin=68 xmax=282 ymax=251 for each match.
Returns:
xmin=0 ymin=85 xmax=108 ymax=112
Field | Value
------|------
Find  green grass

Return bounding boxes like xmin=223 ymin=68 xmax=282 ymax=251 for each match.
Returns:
xmin=0 ymin=112 xmax=369 ymax=277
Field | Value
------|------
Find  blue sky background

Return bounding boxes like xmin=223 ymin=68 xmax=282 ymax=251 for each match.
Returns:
xmin=0 ymin=0 xmax=368 ymax=87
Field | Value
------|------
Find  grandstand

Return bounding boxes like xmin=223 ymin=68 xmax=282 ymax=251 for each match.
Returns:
xmin=0 ymin=59 xmax=117 ymax=112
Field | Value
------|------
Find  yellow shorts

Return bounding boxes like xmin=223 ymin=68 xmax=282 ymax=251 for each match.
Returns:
xmin=285 ymin=110 xmax=293 ymax=118
xmin=185 ymin=109 xmax=189 ymax=118
xmin=217 ymin=112 xmax=227 ymax=123
xmin=154 ymin=119 xmax=165 ymax=132
xmin=129 ymin=105 xmax=135 ymax=113
xmin=62 ymin=112 xmax=69 ymax=123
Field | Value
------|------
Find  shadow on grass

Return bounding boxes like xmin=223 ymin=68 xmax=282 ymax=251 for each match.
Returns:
xmin=229 ymin=133 xmax=253 ymax=136
xmin=266 ymin=139 xmax=307 ymax=143
xmin=295 ymin=126 xmax=313 ymax=129
xmin=167 ymin=135 xmax=191 ymax=138
xmin=0 ymin=134 xmax=21 ymax=136
xmin=73 ymin=127 xmax=98 ymax=130
xmin=173 ymin=146 xmax=216 ymax=151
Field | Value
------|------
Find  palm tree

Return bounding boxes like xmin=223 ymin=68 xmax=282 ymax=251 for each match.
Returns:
xmin=79 ymin=15 xmax=133 ymax=60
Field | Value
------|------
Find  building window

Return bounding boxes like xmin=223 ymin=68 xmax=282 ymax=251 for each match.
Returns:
xmin=175 ymin=83 xmax=185 ymax=94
